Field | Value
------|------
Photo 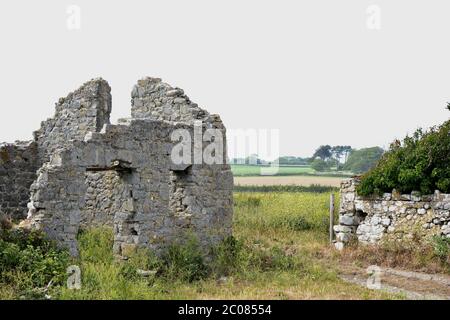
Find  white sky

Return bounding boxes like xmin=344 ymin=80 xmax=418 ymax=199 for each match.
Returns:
xmin=0 ymin=0 xmax=449 ymax=158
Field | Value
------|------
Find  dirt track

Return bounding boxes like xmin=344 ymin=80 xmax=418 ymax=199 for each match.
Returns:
xmin=234 ymin=176 xmax=343 ymax=187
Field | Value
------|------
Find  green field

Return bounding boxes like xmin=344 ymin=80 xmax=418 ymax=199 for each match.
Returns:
xmin=231 ymin=164 xmax=352 ymax=177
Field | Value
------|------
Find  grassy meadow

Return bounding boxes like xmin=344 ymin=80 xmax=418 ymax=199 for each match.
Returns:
xmin=1 ymin=191 xmax=403 ymax=300
xmin=230 ymin=164 xmax=352 ymax=178
xmin=231 ymin=164 xmax=314 ymax=176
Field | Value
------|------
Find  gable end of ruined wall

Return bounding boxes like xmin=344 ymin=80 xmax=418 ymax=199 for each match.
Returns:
xmin=24 ymin=77 xmax=233 ymax=257
xmin=33 ymin=78 xmax=112 ymax=165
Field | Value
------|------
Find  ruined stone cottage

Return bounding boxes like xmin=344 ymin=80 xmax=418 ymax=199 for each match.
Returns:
xmin=0 ymin=78 xmax=234 ymax=256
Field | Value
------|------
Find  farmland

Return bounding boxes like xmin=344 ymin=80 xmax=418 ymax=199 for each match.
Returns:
xmin=231 ymin=164 xmax=352 ymax=177
xmin=234 ymin=176 xmax=343 ymax=188
xmin=231 ymin=164 xmax=315 ymax=176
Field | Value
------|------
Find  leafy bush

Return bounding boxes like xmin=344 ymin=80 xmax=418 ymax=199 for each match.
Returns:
xmin=0 ymin=229 xmax=69 ymax=298
xmin=160 ymin=236 xmax=209 ymax=282
xmin=311 ymin=159 xmax=330 ymax=172
xmin=432 ymin=235 xmax=450 ymax=263
xmin=358 ymin=119 xmax=450 ymax=196
xmin=210 ymin=236 xmax=245 ymax=275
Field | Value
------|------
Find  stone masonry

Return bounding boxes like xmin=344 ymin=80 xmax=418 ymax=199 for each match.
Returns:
xmin=0 ymin=77 xmax=234 ymax=257
xmin=334 ymin=177 xmax=450 ymax=250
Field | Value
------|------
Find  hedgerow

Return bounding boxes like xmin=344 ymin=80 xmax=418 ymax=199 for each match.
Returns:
xmin=358 ymin=118 xmax=450 ymax=196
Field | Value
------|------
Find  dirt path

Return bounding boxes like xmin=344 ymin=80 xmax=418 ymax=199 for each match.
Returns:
xmin=338 ymin=264 xmax=450 ymax=300
xmin=234 ymin=176 xmax=343 ymax=187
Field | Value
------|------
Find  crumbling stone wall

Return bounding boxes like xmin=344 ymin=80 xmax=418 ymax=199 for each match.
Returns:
xmin=33 ymin=79 xmax=111 ymax=164
xmin=0 ymin=79 xmax=111 ymax=221
xmin=334 ymin=178 xmax=450 ymax=250
xmin=0 ymin=141 xmax=39 ymax=219
xmin=12 ymin=77 xmax=234 ymax=257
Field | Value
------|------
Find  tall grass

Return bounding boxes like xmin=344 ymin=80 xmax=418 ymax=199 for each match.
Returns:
xmin=234 ymin=192 xmax=337 ymax=233
xmin=1 ymin=192 xmax=404 ymax=300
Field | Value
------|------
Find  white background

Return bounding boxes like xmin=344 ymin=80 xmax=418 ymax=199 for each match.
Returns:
xmin=0 ymin=0 xmax=449 ymax=157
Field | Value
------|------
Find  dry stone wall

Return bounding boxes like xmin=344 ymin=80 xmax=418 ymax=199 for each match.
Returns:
xmin=0 ymin=77 xmax=233 ymax=257
xmin=334 ymin=178 xmax=450 ymax=250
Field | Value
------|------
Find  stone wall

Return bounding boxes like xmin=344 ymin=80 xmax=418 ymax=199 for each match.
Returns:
xmin=0 ymin=141 xmax=39 ymax=219
xmin=0 ymin=79 xmax=112 ymax=221
xmin=334 ymin=178 xmax=450 ymax=250
xmin=131 ymin=77 xmax=210 ymax=124
xmin=20 ymin=77 xmax=233 ymax=257
xmin=33 ymin=78 xmax=111 ymax=164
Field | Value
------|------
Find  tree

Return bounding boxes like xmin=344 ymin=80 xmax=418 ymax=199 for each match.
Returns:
xmin=276 ymin=156 xmax=309 ymax=165
xmin=312 ymin=145 xmax=332 ymax=161
xmin=311 ymin=158 xmax=330 ymax=172
xmin=343 ymin=147 xmax=384 ymax=174
xmin=342 ymin=146 xmax=353 ymax=164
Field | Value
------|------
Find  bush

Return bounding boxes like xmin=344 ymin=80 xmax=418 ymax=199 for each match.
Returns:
xmin=210 ymin=236 xmax=245 ymax=276
xmin=160 ymin=236 xmax=209 ymax=282
xmin=432 ymin=235 xmax=450 ymax=263
xmin=358 ymin=120 xmax=450 ymax=196
xmin=0 ymin=229 xmax=69 ymax=298
xmin=311 ymin=159 xmax=330 ymax=172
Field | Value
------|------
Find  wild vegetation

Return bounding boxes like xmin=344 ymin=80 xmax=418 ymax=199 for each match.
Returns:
xmin=358 ymin=119 xmax=450 ymax=196
xmin=1 ymin=191 xmax=448 ymax=300
xmin=343 ymin=147 xmax=384 ymax=174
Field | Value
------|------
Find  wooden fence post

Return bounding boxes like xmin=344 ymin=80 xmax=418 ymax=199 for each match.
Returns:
xmin=329 ymin=193 xmax=335 ymax=244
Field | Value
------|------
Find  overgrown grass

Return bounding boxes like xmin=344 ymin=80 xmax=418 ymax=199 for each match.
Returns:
xmin=1 ymin=192 xmax=411 ymax=300
xmin=234 ymin=192 xmax=337 ymax=233
xmin=336 ymin=236 xmax=450 ymax=274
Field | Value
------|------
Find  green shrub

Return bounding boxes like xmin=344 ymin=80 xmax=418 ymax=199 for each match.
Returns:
xmin=432 ymin=235 xmax=450 ymax=263
xmin=0 ymin=229 xmax=69 ymax=298
xmin=358 ymin=119 xmax=450 ymax=196
xmin=160 ymin=236 xmax=209 ymax=282
xmin=210 ymin=236 xmax=245 ymax=276
xmin=311 ymin=159 xmax=330 ymax=172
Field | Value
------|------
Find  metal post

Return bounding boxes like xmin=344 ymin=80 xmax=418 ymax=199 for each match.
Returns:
xmin=329 ymin=193 xmax=335 ymax=244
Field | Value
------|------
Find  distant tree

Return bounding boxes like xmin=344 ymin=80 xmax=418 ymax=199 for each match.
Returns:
xmin=342 ymin=145 xmax=353 ymax=163
xmin=312 ymin=145 xmax=332 ymax=161
xmin=311 ymin=158 xmax=330 ymax=172
xmin=343 ymin=147 xmax=384 ymax=174
xmin=245 ymin=154 xmax=262 ymax=165
xmin=276 ymin=156 xmax=309 ymax=165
